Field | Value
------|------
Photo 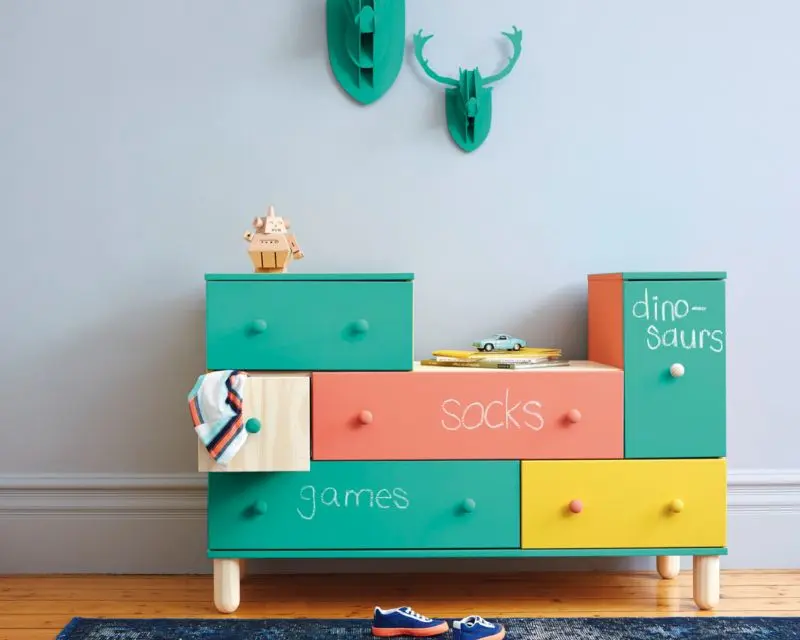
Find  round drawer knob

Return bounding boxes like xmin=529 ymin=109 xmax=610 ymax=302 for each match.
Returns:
xmin=252 ymin=500 xmax=268 ymax=515
xmin=669 ymin=498 xmax=684 ymax=513
xmin=352 ymin=319 xmax=370 ymax=333
xmin=245 ymin=418 xmax=261 ymax=434
xmin=358 ymin=410 xmax=373 ymax=425
xmin=566 ymin=409 xmax=582 ymax=423
xmin=462 ymin=498 xmax=476 ymax=513
xmin=669 ymin=363 xmax=685 ymax=378
xmin=568 ymin=499 xmax=583 ymax=514
xmin=250 ymin=319 xmax=268 ymax=333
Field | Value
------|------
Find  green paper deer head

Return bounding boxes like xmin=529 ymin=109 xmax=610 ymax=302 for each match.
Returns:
xmin=327 ymin=0 xmax=406 ymax=105
xmin=413 ymin=26 xmax=523 ymax=152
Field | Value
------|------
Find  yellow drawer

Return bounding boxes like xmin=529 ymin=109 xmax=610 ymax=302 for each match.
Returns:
xmin=520 ymin=459 xmax=726 ymax=549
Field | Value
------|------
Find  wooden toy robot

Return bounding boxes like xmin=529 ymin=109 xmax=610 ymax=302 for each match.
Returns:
xmin=243 ymin=205 xmax=304 ymax=273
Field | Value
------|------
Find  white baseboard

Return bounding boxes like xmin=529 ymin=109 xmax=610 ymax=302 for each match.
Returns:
xmin=0 ymin=473 xmax=207 ymax=517
xmin=1 ymin=470 xmax=798 ymax=573
xmin=726 ymin=469 xmax=800 ymax=512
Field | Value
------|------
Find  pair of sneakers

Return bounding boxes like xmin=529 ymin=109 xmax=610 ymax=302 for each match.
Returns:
xmin=372 ymin=605 xmax=505 ymax=639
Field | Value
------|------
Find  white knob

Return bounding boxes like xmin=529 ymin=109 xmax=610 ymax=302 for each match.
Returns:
xmin=670 ymin=363 xmax=685 ymax=378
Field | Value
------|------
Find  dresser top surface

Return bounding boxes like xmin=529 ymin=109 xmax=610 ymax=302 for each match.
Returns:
xmin=205 ymin=273 xmax=414 ymax=282
xmin=588 ymin=271 xmax=726 ymax=281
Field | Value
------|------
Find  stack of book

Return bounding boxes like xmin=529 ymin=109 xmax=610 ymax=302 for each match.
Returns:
xmin=420 ymin=347 xmax=568 ymax=370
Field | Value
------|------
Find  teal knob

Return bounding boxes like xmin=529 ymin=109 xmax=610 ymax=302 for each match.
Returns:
xmin=462 ymin=498 xmax=476 ymax=513
xmin=245 ymin=418 xmax=261 ymax=434
xmin=252 ymin=500 xmax=268 ymax=515
xmin=250 ymin=319 xmax=267 ymax=333
xmin=352 ymin=318 xmax=369 ymax=333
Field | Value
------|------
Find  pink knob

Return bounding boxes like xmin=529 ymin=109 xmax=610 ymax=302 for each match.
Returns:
xmin=566 ymin=409 xmax=582 ymax=423
xmin=568 ymin=499 xmax=583 ymax=514
xmin=358 ymin=410 xmax=373 ymax=425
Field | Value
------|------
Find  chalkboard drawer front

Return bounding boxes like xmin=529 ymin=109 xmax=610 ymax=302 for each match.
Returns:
xmin=196 ymin=373 xmax=310 ymax=473
xmin=310 ymin=364 xmax=623 ymax=461
xmin=520 ymin=458 xmax=727 ymax=549
xmin=622 ymin=278 xmax=726 ymax=458
xmin=205 ymin=275 xmax=414 ymax=371
xmin=207 ymin=461 xmax=520 ymax=550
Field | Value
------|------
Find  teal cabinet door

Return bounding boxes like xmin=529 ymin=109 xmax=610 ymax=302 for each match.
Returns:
xmin=207 ymin=461 xmax=520 ymax=550
xmin=623 ymin=279 xmax=726 ymax=458
xmin=205 ymin=278 xmax=413 ymax=371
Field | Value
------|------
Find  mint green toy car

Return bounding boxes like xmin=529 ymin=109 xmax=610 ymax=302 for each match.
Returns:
xmin=472 ymin=333 xmax=527 ymax=352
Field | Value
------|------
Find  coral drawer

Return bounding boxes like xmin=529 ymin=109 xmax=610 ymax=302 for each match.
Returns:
xmin=311 ymin=362 xmax=623 ymax=461
xmin=205 ymin=273 xmax=414 ymax=371
xmin=520 ymin=459 xmax=727 ymax=549
xmin=588 ymin=272 xmax=726 ymax=459
xmin=207 ymin=461 xmax=520 ymax=550
xmin=197 ymin=373 xmax=310 ymax=473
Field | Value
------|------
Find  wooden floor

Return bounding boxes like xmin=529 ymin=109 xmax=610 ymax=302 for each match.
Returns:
xmin=0 ymin=571 xmax=798 ymax=640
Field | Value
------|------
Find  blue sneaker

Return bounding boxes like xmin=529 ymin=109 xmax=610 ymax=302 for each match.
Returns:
xmin=372 ymin=605 xmax=449 ymax=637
xmin=452 ymin=615 xmax=505 ymax=640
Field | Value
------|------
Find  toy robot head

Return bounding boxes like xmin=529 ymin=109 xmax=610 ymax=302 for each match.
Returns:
xmin=254 ymin=205 xmax=288 ymax=234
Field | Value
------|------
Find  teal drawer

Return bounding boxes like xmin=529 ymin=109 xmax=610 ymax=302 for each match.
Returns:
xmin=207 ymin=461 xmax=520 ymax=550
xmin=588 ymin=272 xmax=726 ymax=459
xmin=205 ymin=273 xmax=413 ymax=371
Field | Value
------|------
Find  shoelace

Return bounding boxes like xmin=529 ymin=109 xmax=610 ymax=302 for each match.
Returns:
xmin=399 ymin=607 xmax=433 ymax=622
xmin=461 ymin=615 xmax=493 ymax=628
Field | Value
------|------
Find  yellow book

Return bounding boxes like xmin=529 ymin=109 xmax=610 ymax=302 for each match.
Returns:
xmin=420 ymin=358 xmax=569 ymax=369
xmin=432 ymin=347 xmax=562 ymax=360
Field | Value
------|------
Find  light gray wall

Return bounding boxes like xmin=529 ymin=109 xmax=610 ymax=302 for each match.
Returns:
xmin=1 ymin=0 xmax=799 ymax=572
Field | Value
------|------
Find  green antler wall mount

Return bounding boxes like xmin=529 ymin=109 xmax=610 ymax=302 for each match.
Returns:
xmin=326 ymin=0 xmax=406 ymax=105
xmin=413 ymin=26 xmax=523 ymax=152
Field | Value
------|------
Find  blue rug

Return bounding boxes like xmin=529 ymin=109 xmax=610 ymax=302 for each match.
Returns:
xmin=56 ymin=616 xmax=800 ymax=639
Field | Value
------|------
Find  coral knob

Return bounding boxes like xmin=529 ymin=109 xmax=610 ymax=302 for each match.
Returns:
xmin=670 ymin=498 xmax=684 ymax=513
xmin=358 ymin=410 xmax=373 ymax=425
xmin=568 ymin=499 xmax=583 ymax=514
xmin=670 ymin=363 xmax=685 ymax=378
xmin=566 ymin=409 xmax=582 ymax=423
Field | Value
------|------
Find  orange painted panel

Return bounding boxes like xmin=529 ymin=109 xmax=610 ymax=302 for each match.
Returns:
xmin=311 ymin=362 xmax=623 ymax=461
xmin=587 ymin=276 xmax=624 ymax=369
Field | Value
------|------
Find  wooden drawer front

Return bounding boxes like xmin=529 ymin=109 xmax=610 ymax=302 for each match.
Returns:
xmin=311 ymin=363 xmax=623 ymax=461
xmin=520 ymin=459 xmax=727 ymax=549
xmin=197 ymin=374 xmax=310 ymax=473
xmin=207 ymin=461 xmax=520 ymax=550
xmin=205 ymin=277 xmax=413 ymax=371
xmin=622 ymin=278 xmax=726 ymax=458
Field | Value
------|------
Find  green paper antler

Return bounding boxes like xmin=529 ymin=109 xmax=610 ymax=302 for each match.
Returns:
xmin=482 ymin=26 xmax=523 ymax=85
xmin=413 ymin=30 xmax=459 ymax=87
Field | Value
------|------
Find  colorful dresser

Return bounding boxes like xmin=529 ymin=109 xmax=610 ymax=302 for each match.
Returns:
xmin=196 ymin=271 xmax=727 ymax=614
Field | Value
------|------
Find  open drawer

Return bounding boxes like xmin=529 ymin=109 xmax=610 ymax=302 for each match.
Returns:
xmin=195 ymin=372 xmax=310 ymax=472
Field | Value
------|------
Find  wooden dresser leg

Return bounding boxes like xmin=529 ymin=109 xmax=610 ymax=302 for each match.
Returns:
xmin=656 ymin=555 xmax=681 ymax=579
xmin=214 ymin=558 xmax=241 ymax=613
xmin=693 ymin=555 xmax=720 ymax=610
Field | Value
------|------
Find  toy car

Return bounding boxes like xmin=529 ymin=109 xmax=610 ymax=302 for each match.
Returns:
xmin=472 ymin=333 xmax=527 ymax=352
